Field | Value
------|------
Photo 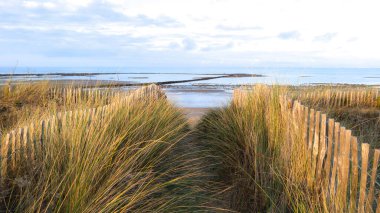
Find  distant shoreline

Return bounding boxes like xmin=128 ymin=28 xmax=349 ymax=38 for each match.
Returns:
xmin=0 ymin=72 xmax=264 ymax=77
xmin=0 ymin=72 xmax=379 ymax=89
xmin=0 ymin=72 xmax=265 ymax=87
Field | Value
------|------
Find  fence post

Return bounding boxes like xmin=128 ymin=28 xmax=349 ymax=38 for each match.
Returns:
xmin=358 ymin=143 xmax=370 ymax=213
xmin=316 ymin=114 xmax=327 ymax=180
xmin=340 ymin=130 xmax=352 ymax=210
xmin=303 ymin=106 xmax=309 ymax=146
xmin=23 ymin=126 xmax=29 ymax=163
xmin=349 ymin=91 xmax=353 ymax=107
xmin=335 ymin=127 xmax=346 ymax=210
xmin=1 ymin=133 xmax=11 ymax=183
xmin=308 ymin=109 xmax=315 ymax=151
xmin=367 ymin=149 xmax=380 ymax=210
xmin=330 ymin=122 xmax=341 ymax=202
xmin=349 ymin=137 xmax=359 ymax=212
xmin=29 ymin=123 xmax=36 ymax=163
xmin=10 ymin=130 xmax=17 ymax=172
xmin=324 ymin=119 xmax=335 ymax=191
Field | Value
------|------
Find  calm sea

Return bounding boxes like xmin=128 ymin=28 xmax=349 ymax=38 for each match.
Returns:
xmin=1 ymin=67 xmax=379 ymax=107
xmin=1 ymin=67 xmax=379 ymax=86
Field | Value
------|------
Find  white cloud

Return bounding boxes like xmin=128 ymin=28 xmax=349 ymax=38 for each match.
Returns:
xmin=22 ymin=1 xmax=40 ymax=9
xmin=64 ymin=0 xmax=93 ymax=10
xmin=22 ymin=1 xmax=56 ymax=9
xmin=4 ymin=0 xmax=380 ymax=66
xmin=42 ymin=2 xmax=56 ymax=9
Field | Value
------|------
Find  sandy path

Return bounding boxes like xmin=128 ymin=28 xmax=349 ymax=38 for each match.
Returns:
xmin=181 ymin=108 xmax=211 ymax=127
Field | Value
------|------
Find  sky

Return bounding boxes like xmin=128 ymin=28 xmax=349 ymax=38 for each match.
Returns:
xmin=1 ymin=0 xmax=380 ymax=68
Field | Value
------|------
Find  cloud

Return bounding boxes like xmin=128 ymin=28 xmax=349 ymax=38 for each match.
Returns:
xmin=313 ymin=33 xmax=337 ymax=42
xmin=1 ymin=0 xmax=380 ymax=67
xmin=201 ymin=42 xmax=234 ymax=52
xmin=130 ymin=15 xmax=183 ymax=27
xmin=216 ymin=25 xmax=262 ymax=31
xmin=64 ymin=0 xmax=94 ymax=10
xmin=22 ymin=1 xmax=40 ymax=9
xmin=347 ymin=37 xmax=359 ymax=42
xmin=21 ymin=0 xmax=92 ymax=11
xmin=278 ymin=31 xmax=300 ymax=40
xmin=182 ymin=38 xmax=197 ymax=51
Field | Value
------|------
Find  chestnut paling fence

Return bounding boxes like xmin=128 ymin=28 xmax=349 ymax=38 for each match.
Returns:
xmin=0 ymin=84 xmax=165 ymax=183
xmin=294 ymin=88 xmax=379 ymax=108
xmin=49 ymin=87 xmax=126 ymax=105
xmin=233 ymin=88 xmax=380 ymax=212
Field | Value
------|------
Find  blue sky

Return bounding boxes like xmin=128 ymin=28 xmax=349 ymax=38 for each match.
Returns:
xmin=1 ymin=0 xmax=380 ymax=67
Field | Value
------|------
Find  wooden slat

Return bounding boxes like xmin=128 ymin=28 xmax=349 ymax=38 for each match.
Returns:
xmin=336 ymin=127 xmax=346 ymax=210
xmin=338 ymin=91 xmax=342 ymax=107
xmin=349 ymin=91 xmax=353 ymax=107
xmin=358 ymin=143 xmax=370 ymax=213
xmin=343 ymin=92 xmax=347 ymax=106
xmin=349 ymin=137 xmax=359 ymax=212
xmin=367 ymin=149 xmax=380 ymax=210
xmin=361 ymin=91 xmax=366 ymax=105
xmin=356 ymin=91 xmax=360 ymax=107
xmin=10 ymin=130 xmax=17 ymax=171
xmin=1 ymin=133 xmax=11 ymax=182
xmin=29 ymin=123 xmax=36 ymax=162
xmin=17 ymin=128 xmax=24 ymax=165
xmin=324 ymin=119 xmax=335 ymax=190
xmin=311 ymin=111 xmax=321 ymax=183
xmin=23 ymin=126 xmax=29 ymax=162
xmin=341 ymin=130 xmax=352 ymax=210
xmin=303 ymin=106 xmax=309 ymax=146
xmin=330 ymin=122 xmax=341 ymax=200
xmin=333 ymin=91 xmax=338 ymax=107
xmin=316 ymin=114 xmax=327 ymax=180
xmin=308 ymin=109 xmax=315 ymax=150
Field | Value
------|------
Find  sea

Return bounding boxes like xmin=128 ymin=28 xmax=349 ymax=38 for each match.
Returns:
xmin=1 ymin=67 xmax=379 ymax=108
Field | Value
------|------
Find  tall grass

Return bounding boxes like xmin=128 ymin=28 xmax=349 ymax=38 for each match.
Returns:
xmin=1 ymin=84 xmax=206 ymax=212
xmin=196 ymin=85 xmax=321 ymax=212
xmin=0 ymin=81 xmax=117 ymax=134
xmin=5 ymin=82 xmax=376 ymax=212
xmin=1 ymin=82 xmax=52 ymax=133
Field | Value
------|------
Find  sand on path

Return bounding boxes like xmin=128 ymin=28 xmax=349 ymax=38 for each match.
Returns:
xmin=181 ymin=108 xmax=211 ymax=127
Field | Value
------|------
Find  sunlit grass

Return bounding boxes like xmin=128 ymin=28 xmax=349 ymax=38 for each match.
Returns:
xmin=0 ymin=81 xmax=117 ymax=134
xmin=196 ymin=85 xmax=323 ymax=212
xmin=0 ymin=83 xmax=208 ymax=212
xmin=2 ymin=82 xmax=378 ymax=212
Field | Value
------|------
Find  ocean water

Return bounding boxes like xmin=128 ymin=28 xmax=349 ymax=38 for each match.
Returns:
xmin=1 ymin=67 xmax=379 ymax=108
xmin=1 ymin=67 xmax=379 ymax=85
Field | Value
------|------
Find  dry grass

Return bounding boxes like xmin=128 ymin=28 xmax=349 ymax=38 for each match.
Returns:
xmin=326 ymin=108 xmax=380 ymax=148
xmin=0 ymin=82 xmax=52 ymax=133
xmin=0 ymin=82 xmax=117 ymax=134
xmin=0 ymin=83 xmax=208 ymax=212
xmin=196 ymin=85 xmax=321 ymax=212
xmin=2 ymin=82 xmax=378 ymax=212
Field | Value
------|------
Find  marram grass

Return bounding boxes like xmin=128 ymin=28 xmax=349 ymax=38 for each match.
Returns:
xmin=0 ymin=84 xmax=208 ymax=212
xmin=196 ymin=85 xmax=322 ymax=212
xmin=2 ymin=82 xmax=375 ymax=212
xmin=0 ymin=81 xmax=117 ymax=134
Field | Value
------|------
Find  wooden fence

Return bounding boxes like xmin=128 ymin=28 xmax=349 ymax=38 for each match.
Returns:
xmin=49 ymin=87 xmax=126 ymax=105
xmin=233 ymin=88 xmax=380 ymax=212
xmin=294 ymin=88 xmax=379 ymax=108
xmin=0 ymin=84 xmax=165 ymax=183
